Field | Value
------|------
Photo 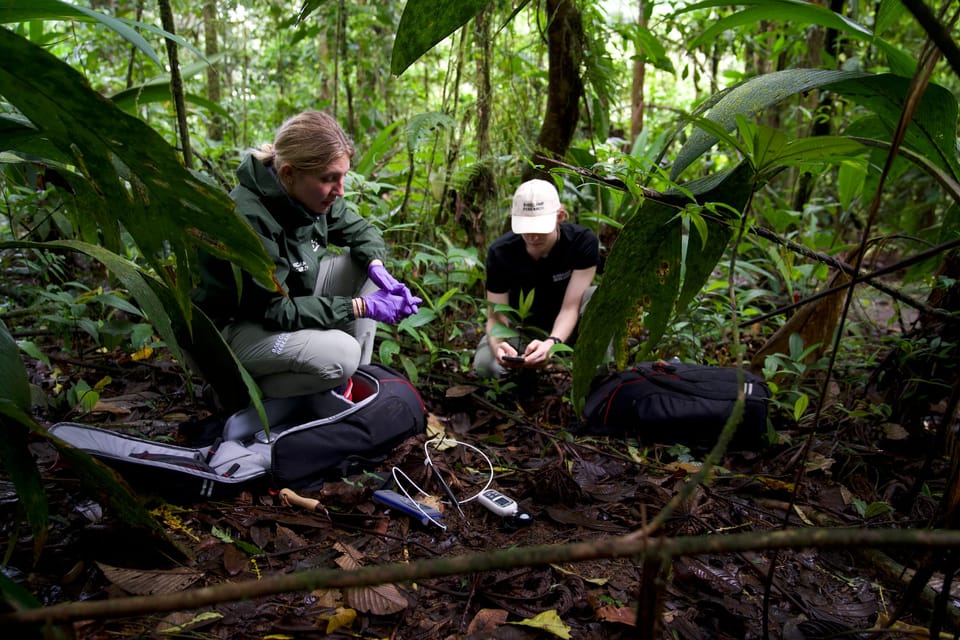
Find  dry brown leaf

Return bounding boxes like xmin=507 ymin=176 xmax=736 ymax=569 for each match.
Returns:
xmin=332 ymin=542 xmax=408 ymax=614
xmin=344 ymin=583 xmax=408 ymax=614
xmin=91 ymin=392 xmax=161 ymax=416
xmin=467 ymin=607 xmax=509 ymax=635
xmin=96 ymin=562 xmax=201 ymax=595
xmin=333 ymin=541 xmax=364 ymax=570
xmin=544 ymin=506 xmax=628 ymax=533
xmin=274 ymin=524 xmax=308 ymax=552
xmin=222 ymin=543 xmax=248 ymax=576
xmin=596 ymin=605 xmax=636 ymax=626
xmin=419 ymin=494 xmax=443 ymax=511
xmin=310 ymin=588 xmax=343 ymax=608
xmin=426 ymin=413 xmax=454 ymax=445
xmin=445 ymin=385 xmax=477 ymax=398
xmin=882 ymin=422 xmax=910 ymax=441
xmin=665 ymin=461 xmax=706 ymax=475
xmin=750 ymin=248 xmax=859 ymax=372
xmin=806 ymin=452 xmax=835 ymax=475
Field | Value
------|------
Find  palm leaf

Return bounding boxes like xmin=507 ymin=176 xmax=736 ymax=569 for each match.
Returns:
xmin=109 ymin=53 xmax=235 ymax=122
xmin=825 ymin=73 xmax=960 ymax=181
xmin=0 ymin=0 xmax=163 ymax=67
xmin=669 ymin=69 xmax=866 ymax=180
xmin=680 ymin=0 xmax=914 ymax=75
xmin=0 ymin=28 xmax=275 ymax=325
xmin=669 ymin=67 xmax=959 ymax=188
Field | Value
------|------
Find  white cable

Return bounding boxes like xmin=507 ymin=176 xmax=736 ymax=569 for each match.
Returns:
xmin=385 ymin=436 xmax=496 ymax=530
xmin=422 ymin=435 xmax=494 ymax=504
xmin=390 ymin=466 xmax=447 ymax=530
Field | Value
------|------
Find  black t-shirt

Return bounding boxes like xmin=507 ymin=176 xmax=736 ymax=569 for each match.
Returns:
xmin=485 ymin=222 xmax=600 ymax=335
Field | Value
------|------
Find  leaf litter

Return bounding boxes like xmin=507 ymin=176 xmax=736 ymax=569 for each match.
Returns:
xmin=8 ymin=361 xmax=954 ymax=639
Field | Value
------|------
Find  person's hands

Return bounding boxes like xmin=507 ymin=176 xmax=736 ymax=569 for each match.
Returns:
xmin=368 ymin=263 xmax=420 ymax=314
xmin=362 ymin=289 xmax=416 ymax=324
xmin=520 ymin=339 xmax=554 ymax=368
xmin=495 ymin=342 xmax=524 ymax=367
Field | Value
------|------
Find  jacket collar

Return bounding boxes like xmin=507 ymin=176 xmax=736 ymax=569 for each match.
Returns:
xmin=237 ymin=154 xmax=317 ymax=227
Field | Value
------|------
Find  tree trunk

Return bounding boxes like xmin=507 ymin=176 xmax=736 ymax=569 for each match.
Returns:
xmin=629 ymin=0 xmax=647 ymax=141
xmin=203 ymin=0 xmax=222 ymax=141
xmin=125 ymin=0 xmax=144 ymax=89
xmin=158 ymin=0 xmax=192 ymax=169
xmin=525 ymin=0 xmax=584 ymax=181
xmin=791 ymin=0 xmax=844 ymax=212
xmin=475 ymin=6 xmax=492 ymax=160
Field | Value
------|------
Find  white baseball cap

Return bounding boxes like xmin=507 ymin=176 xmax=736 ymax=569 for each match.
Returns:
xmin=511 ymin=179 xmax=561 ymax=234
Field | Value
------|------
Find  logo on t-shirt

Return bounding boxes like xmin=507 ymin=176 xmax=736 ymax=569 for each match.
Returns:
xmin=553 ymin=270 xmax=571 ymax=283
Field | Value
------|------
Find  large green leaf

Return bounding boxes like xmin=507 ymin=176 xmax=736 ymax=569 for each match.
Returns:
xmin=0 ymin=402 xmax=49 ymax=562
xmin=668 ymin=68 xmax=959 ymax=186
xmin=670 ymin=69 xmax=867 ymax=179
xmin=825 ymin=73 xmax=960 ymax=182
xmin=0 ymin=319 xmax=30 ymax=411
xmin=110 ymin=84 xmax=235 ymax=121
xmin=0 ymin=114 xmax=66 ymax=162
xmin=0 ymin=0 xmax=163 ymax=67
xmin=391 ymin=0 xmax=495 ymax=75
xmin=684 ymin=0 xmax=873 ymax=44
xmin=0 ymin=28 xmax=275 ymax=324
xmin=679 ymin=0 xmax=914 ymax=76
xmin=572 ymin=163 xmax=756 ymax=408
xmin=0 ymin=322 xmax=46 ymax=559
xmin=109 ymin=52 xmax=235 ymax=121
xmin=675 ymin=164 xmax=756 ymax=314
xmin=572 ymin=196 xmax=678 ymax=405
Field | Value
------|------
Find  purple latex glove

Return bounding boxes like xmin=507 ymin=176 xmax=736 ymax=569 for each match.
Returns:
xmin=368 ymin=263 xmax=420 ymax=312
xmin=362 ymin=289 xmax=410 ymax=324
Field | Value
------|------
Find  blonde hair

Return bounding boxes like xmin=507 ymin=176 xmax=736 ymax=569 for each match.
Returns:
xmin=251 ymin=110 xmax=354 ymax=172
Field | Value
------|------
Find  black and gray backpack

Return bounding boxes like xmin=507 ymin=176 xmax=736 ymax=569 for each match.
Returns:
xmin=50 ymin=363 xmax=424 ymax=498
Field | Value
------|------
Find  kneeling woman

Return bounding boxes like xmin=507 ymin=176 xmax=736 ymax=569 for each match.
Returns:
xmin=194 ymin=110 xmax=420 ymax=400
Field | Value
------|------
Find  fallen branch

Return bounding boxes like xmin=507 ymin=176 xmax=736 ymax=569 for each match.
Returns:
xmin=5 ymin=526 xmax=960 ymax=627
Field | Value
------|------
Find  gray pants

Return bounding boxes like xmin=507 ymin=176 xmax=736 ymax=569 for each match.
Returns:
xmin=222 ymin=252 xmax=378 ymax=398
xmin=473 ymin=285 xmax=598 ymax=378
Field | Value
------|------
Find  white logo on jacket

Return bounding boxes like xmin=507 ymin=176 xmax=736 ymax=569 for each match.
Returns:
xmin=271 ymin=333 xmax=291 ymax=355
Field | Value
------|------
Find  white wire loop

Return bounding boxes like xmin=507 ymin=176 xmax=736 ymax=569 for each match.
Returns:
xmin=388 ymin=435 xmax=496 ymax=530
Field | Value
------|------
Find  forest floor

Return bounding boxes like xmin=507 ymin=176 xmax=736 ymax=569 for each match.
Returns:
xmin=6 ymin=343 xmax=956 ymax=640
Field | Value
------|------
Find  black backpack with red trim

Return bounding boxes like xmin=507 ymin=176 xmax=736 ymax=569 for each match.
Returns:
xmin=581 ymin=361 xmax=771 ymax=448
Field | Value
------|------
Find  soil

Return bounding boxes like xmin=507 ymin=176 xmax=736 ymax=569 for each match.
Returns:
xmin=4 ymin=354 xmax=954 ymax=640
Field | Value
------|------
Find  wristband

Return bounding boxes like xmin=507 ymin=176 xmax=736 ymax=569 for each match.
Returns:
xmin=547 ymin=336 xmax=563 ymax=345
